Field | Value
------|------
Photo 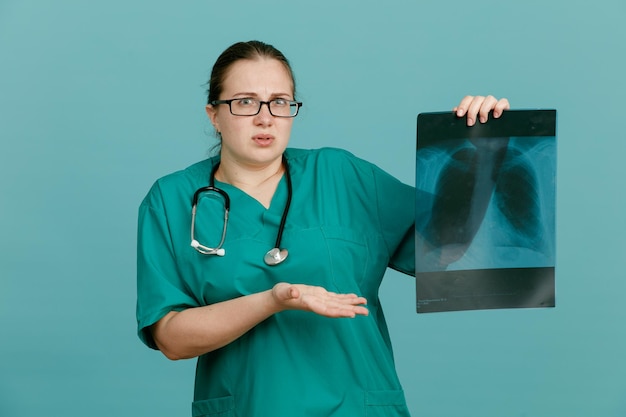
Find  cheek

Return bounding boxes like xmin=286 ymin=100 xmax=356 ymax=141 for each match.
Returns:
xmin=214 ymin=113 xmax=237 ymax=133
xmin=278 ymin=120 xmax=294 ymax=135
xmin=219 ymin=119 xmax=249 ymax=141
xmin=215 ymin=115 xmax=228 ymax=132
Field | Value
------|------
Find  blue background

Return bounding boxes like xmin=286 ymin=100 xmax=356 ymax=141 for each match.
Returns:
xmin=1 ymin=1 xmax=624 ymax=416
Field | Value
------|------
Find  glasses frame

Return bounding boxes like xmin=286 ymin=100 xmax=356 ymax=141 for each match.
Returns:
xmin=210 ymin=98 xmax=303 ymax=118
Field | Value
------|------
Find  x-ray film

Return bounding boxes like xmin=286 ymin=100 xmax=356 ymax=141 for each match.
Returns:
xmin=415 ymin=110 xmax=557 ymax=313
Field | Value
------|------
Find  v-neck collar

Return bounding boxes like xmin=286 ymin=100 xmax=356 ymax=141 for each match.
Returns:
xmin=213 ymin=174 xmax=288 ymax=214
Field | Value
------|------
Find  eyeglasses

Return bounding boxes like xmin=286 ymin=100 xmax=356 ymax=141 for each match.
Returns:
xmin=210 ymin=98 xmax=303 ymax=118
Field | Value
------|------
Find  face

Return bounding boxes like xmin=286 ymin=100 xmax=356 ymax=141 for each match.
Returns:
xmin=206 ymin=58 xmax=295 ymax=169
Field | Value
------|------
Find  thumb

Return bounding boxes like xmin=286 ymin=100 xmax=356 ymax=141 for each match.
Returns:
xmin=288 ymin=286 xmax=300 ymax=300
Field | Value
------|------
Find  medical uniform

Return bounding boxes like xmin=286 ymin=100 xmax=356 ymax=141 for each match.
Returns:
xmin=137 ymin=147 xmax=415 ymax=417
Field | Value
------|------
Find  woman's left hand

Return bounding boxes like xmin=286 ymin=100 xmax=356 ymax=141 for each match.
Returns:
xmin=453 ymin=95 xmax=510 ymax=126
xmin=271 ymin=283 xmax=369 ymax=318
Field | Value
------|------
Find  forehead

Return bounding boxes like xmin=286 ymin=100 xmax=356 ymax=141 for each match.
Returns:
xmin=220 ymin=58 xmax=294 ymax=97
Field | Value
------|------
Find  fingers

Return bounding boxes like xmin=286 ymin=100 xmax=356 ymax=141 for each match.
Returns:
xmin=453 ymin=95 xmax=474 ymax=117
xmin=302 ymin=291 xmax=369 ymax=318
xmin=493 ymin=97 xmax=510 ymax=118
xmin=273 ymin=283 xmax=369 ymax=318
xmin=465 ymin=95 xmax=495 ymax=126
xmin=476 ymin=95 xmax=498 ymax=124
xmin=454 ymin=95 xmax=510 ymax=126
xmin=311 ymin=294 xmax=369 ymax=318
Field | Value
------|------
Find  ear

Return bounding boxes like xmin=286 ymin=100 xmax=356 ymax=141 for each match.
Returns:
xmin=205 ymin=104 xmax=220 ymax=133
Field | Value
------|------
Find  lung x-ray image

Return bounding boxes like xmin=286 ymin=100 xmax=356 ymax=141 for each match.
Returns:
xmin=415 ymin=110 xmax=557 ymax=313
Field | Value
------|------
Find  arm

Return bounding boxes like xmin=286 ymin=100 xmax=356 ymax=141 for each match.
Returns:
xmin=152 ymin=283 xmax=368 ymax=360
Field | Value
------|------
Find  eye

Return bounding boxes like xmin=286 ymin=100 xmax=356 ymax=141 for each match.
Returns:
xmin=237 ymin=98 xmax=256 ymax=106
xmin=272 ymin=98 xmax=288 ymax=106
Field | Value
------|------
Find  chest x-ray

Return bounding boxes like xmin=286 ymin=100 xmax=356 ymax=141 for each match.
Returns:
xmin=415 ymin=110 xmax=556 ymax=313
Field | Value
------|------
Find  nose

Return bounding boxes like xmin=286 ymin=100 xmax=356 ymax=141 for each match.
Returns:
xmin=254 ymin=102 xmax=274 ymax=125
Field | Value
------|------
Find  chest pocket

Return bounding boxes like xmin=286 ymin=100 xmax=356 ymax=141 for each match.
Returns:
xmin=321 ymin=226 xmax=387 ymax=299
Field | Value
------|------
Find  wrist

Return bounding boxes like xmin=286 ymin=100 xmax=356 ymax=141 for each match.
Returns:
xmin=265 ymin=287 xmax=287 ymax=315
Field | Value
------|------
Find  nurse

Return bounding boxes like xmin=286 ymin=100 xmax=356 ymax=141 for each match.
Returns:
xmin=136 ymin=40 xmax=509 ymax=417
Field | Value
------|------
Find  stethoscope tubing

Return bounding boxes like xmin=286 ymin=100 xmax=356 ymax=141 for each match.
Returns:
xmin=190 ymin=155 xmax=292 ymax=262
xmin=273 ymin=155 xmax=292 ymax=250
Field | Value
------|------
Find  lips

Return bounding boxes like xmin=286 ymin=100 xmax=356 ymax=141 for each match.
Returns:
xmin=252 ymin=134 xmax=275 ymax=146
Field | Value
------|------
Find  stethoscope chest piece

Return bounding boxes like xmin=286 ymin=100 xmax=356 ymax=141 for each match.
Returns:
xmin=264 ymin=248 xmax=288 ymax=266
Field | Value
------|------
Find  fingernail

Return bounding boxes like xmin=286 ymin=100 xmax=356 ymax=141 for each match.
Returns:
xmin=467 ymin=118 xmax=474 ymax=126
xmin=480 ymin=116 xmax=487 ymax=123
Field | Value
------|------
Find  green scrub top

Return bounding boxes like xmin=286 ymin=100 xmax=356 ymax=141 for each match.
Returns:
xmin=137 ymin=148 xmax=416 ymax=417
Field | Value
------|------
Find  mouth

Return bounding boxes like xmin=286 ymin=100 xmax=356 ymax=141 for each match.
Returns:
xmin=252 ymin=134 xmax=275 ymax=146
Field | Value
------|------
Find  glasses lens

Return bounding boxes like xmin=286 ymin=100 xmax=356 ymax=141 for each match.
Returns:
xmin=230 ymin=98 xmax=260 ymax=116
xmin=269 ymin=99 xmax=298 ymax=117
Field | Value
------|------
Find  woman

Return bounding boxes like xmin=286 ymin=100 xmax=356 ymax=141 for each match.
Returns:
xmin=137 ymin=40 xmax=509 ymax=417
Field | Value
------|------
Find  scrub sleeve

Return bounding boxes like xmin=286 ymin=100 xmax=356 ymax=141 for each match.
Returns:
xmin=137 ymin=148 xmax=416 ymax=417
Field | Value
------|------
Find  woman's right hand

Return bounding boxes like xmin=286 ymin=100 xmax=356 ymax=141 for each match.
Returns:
xmin=272 ymin=283 xmax=369 ymax=318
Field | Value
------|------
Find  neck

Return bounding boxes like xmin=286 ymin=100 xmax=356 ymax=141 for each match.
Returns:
xmin=215 ymin=155 xmax=285 ymax=190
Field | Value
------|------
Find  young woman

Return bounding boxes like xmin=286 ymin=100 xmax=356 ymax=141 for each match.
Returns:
xmin=137 ymin=40 xmax=509 ymax=417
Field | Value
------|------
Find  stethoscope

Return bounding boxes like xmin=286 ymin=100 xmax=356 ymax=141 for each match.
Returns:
xmin=190 ymin=155 xmax=292 ymax=266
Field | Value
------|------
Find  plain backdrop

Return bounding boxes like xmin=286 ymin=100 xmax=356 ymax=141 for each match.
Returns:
xmin=1 ymin=1 xmax=625 ymax=416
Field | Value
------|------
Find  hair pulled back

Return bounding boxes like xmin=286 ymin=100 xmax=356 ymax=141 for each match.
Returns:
xmin=207 ymin=40 xmax=296 ymax=104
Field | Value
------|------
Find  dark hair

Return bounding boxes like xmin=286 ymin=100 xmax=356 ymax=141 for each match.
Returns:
xmin=207 ymin=40 xmax=296 ymax=104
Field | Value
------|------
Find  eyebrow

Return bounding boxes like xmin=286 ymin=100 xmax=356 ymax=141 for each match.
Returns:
xmin=232 ymin=92 xmax=293 ymax=99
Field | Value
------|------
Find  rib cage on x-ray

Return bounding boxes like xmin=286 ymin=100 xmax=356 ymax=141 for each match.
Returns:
xmin=415 ymin=137 xmax=555 ymax=272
